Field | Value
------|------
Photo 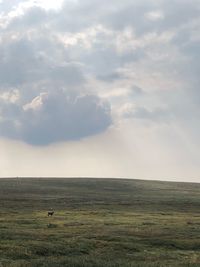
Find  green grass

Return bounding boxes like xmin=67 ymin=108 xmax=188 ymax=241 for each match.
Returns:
xmin=0 ymin=178 xmax=200 ymax=266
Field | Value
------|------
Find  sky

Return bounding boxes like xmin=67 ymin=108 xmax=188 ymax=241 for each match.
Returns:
xmin=0 ymin=0 xmax=200 ymax=182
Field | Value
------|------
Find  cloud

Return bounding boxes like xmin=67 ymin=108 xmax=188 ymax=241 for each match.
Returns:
xmin=145 ymin=11 xmax=164 ymax=22
xmin=0 ymin=34 xmax=86 ymax=88
xmin=96 ymin=72 xmax=123 ymax=82
xmin=0 ymin=90 xmax=112 ymax=145
xmin=0 ymin=0 xmax=200 ymax=148
xmin=125 ymin=106 xmax=172 ymax=123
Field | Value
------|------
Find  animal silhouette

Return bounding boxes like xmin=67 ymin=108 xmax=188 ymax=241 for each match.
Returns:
xmin=48 ymin=211 xmax=54 ymax=216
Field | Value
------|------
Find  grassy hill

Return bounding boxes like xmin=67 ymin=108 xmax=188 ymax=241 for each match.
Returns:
xmin=0 ymin=178 xmax=200 ymax=267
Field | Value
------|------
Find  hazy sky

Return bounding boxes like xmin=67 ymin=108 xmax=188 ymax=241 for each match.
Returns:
xmin=0 ymin=0 xmax=200 ymax=182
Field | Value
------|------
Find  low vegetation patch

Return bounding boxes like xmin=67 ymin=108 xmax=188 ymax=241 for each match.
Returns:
xmin=0 ymin=178 xmax=200 ymax=266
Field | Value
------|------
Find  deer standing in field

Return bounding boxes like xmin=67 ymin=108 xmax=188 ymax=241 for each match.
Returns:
xmin=48 ymin=210 xmax=54 ymax=216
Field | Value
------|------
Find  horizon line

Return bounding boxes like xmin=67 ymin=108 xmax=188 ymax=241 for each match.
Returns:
xmin=0 ymin=176 xmax=199 ymax=184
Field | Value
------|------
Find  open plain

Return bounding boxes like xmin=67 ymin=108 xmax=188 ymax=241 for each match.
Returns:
xmin=0 ymin=178 xmax=200 ymax=267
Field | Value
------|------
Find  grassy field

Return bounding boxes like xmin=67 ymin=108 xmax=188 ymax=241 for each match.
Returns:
xmin=0 ymin=178 xmax=200 ymax=267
